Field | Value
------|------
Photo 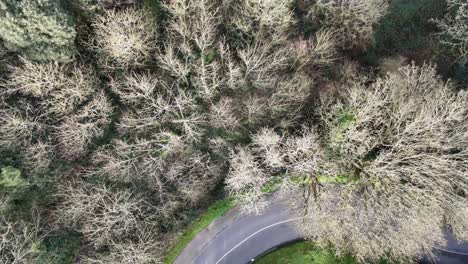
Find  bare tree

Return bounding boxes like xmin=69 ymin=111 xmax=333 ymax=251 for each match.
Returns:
xmin=0 ymin=105 xmax=40 ymax=149
xmin=307 ymin=63 xmax=468 ymax=262
xmin=226 ymin=146 xmax=269 ymax=214
xmin=54 ymin=91 xmax=113 ymax=160
xmin=309 ymin=0 xmax=389 ymax=49
xmin=113 ymin=72 xmax=206 ymax=141
xmin=161 ymin=0 xmax=224 ymax=100
xmin=433 ymin=0 xmax=468 ymax=60
xmin=269 ymin=74 xmax=314 ymax=127
xmin=290 ymin=29 xmax=338 ymax=72
xmin=228 ymin=0 xmax=295 ymax=37
xmin=91 ymin=131 xmax=221 ymax=207
xmin=91 ymin=8 xmax=157 ymax=68
xmin=82 ymin=234 xmax=163 ymax=264
xmin=57 ymin=182 xmax=153 ymax=248
xmin=90 ymin=134 xmax=183 ymax=183
xmin=226 ymin=128 xmax=321 ymax=214
xmin=22 ymin=141 xmax=54 ymax=176
xmin=0 ymin=214 xmax=43 ymax=264
xmin=6 ymin=60 xmax=97 ymax=118
xmin=238 ymin=37 xmax=292 ymax=89
xmin=209 ymin=98 xmax=241 ymax=130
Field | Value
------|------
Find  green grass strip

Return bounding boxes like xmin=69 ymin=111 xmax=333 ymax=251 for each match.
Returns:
xmin=164 ymin=198 xmax=235 ymax=264
xmin=255 ymin=241 xmax=359 ymax=264
xmin=255 ymin=241 xmax=401 ymax=264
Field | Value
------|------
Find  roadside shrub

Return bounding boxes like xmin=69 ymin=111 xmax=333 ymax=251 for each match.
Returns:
xmin=91 ymin=8 xmax=157 ymax=68
xmin=0 ymin=0 xmax=76 ymax=62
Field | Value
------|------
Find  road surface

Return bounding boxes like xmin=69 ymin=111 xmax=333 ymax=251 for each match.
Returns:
xmin=174 ymin=202 xmax=468 ymax=264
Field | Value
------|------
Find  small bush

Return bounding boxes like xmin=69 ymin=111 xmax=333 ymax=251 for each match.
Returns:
xmin=0 ymin=166 xmax=26 ymax=188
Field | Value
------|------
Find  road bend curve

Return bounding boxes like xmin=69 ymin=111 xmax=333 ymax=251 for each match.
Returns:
xmin=174 ymin=201 xmax=468 ymax=264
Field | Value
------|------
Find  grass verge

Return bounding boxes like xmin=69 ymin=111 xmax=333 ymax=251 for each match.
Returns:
xmin=163 ymin=198 xmax=235 ymax=264
xmin=255 ymin=241 xmax=400 ymax=264
xmin=255 ymin=242 xmax=359 ymax=264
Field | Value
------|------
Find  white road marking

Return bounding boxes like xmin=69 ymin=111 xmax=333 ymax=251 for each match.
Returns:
xmin=214 ymin=217 xmax=303 ymax=264
xmin=435 ymin=247 xmax=468 ymax=256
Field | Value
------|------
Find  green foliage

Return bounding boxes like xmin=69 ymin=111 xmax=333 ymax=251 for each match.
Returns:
xmin=3 ymin=184 xmax=55 ymax=220
xmin=255 ymin=242 xmax=401 ymax=264
xmin=0 ymin=0 xmax=76 ymax=62
xmin=330 ymin=110 xmax=356 ymax=146
xmin=143 ymin=0 xmax=163 ymax=19
xmin=255 ymin=242 xmax=359 ymax=264
xmin=0 ymin=166 xmax=26 ymax=188
xmin=164 ymin=198 xmax=234 ymax=264
xmin=261 ymin=176 xmax=283 ymax=193
xmin=36 ymin=231 xmax=81 ymax=264
xmin=372 ymin=0 xmax=446 ymax=58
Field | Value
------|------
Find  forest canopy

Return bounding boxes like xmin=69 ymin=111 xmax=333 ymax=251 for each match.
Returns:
xmin=0 ymin=0 xmax=467 ymax=263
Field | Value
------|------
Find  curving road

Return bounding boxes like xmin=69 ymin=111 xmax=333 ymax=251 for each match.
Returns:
xmin=174 ymin=202 xmax=468 ymax=264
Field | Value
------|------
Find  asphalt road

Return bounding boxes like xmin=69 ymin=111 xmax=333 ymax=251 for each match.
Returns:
xmin=175 ymin=202 xmax=468 ymax=264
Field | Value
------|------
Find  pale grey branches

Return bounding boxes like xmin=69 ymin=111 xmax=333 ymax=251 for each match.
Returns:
xmin=308 ymin=63 xmax=468 ymax=262
xmin=309 ymin=0 xmax=389 ymax=48
xmin=433 ymin=0 xmax=468 ymax=60
xmin=91 ymin=8 xmax=158 ymax=68
xmin=227 ymin=128 xmax=321 ymax=213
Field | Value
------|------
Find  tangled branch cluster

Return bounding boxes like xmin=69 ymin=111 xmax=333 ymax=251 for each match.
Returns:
xmin=91 ymin=8 xmax=158 ymax=68
xmin=227 ymin=128 xmax=321 ymax=213
xmin=0 ymin=60 xmax=112 ymax=163
xmin=91 ymin=132 xmax=221 ymax=207
xmin=56 ymin=182 xmax=164 ymax=263
xmin=0 ymin=215 xmax=43 ymax=264
xmin=433 ymin=0 xmax=468 ymax=60
xmin=309 ymin=0 xmax=389 ymax=48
